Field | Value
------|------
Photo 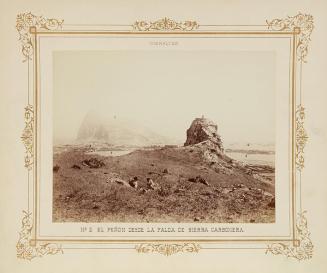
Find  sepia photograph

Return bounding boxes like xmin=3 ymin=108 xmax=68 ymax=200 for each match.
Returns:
xmin=52 ymin=50 xmax=276 ymax=223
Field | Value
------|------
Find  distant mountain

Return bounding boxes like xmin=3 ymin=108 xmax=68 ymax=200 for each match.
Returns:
xmin=76 ymin=110 xmax=173 ymax=146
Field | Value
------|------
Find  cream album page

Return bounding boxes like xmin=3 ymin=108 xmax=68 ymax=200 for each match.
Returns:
xmin=1 ymin=1 xmax=327 ymax=273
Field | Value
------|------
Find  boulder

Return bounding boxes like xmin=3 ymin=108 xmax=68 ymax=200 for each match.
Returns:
xmin=147 ymin=178 xmax=160 ymax=190
xmin=188 ymin=175 xmax=210 ymax=186
xmin=268 ymin=197 xmax=275 ymax=208
xmin=129 ymin=177 xmax=138 ymax=189
xmin=82 ymin=158 xmax=105 ymax=168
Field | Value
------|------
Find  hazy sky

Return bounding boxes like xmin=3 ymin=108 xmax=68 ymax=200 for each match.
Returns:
xmin=53 ymin=50 xmax=275 ymax=145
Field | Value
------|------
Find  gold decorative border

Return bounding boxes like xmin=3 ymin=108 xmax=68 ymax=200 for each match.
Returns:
xmin=16 ymin=12 xmax=314 ymax=261
xmin=266 ymin=212 xmax=313 ymax=260
xmin=16 ymin=211 xmax=63 ymax=260
xmin=16 ymin=12 xmax=63 ymax=62
xmin=136 ymin=243 xmax=201 ymax=256
xmin=295 ymin=105 xmax=308 ymax=170
xmin=21 ymin=105 xmax=34 ymax=170
xmin=132 ymin=17 xmax=199 ymax=31
xmin=267 ymin=13 xmax=314 ymax=62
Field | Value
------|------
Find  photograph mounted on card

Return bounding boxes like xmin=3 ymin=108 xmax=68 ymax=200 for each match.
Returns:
xmin=16 ymin=13 xmax=313 ymax=260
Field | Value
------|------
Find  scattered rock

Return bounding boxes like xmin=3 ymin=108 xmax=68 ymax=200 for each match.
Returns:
xmin=92 ymin=204 xmax=99 ymax=209
xmin=53 ymin=165 xmax=60 ymax=172
xmin=188 ymin=176 xmax=210 ymax=186
xmin=194 ymin=217 xmax=200 ymax=222
xmin=71 ymin=164 xmax=81 ymax=169
xmin=174 ymin=188 xmax=186 ymax=194
xmin=197 ymin=176 xmax=210 ymax=186
xmin=222 ymin=188 xmax=232 ymax=194
xmin=148 ymin=171 xmax=162 ymax=176
xmin=239 ymin=194 xmax=246 ymax=201
xmin=245 ymin=169 xmax=253 ymax=175
xmin=210 ymin=162 xmax=234 ymax=175
xmin=137 ymin=209 xmax=145 ymax=215
xmin=264 ymin=192 xmax=273 ymax=198
xmin=201 ymin=191 xmax=213 ymax=197
xmin=82 ymin=158 xmax=105 ymax=168
xmin=114 ymin=178 xmax=128 ymax=186
xmin=67 ymin=193 xmax=74 ymax=198
xmin=147 ymin=178 xmax=159 ymax=190
xmin=243 ymin=164 xmax=275 ymax=183
xmin=254 ymin=188 xmax=264 ymax=194
xmin=129 ymin=177 xmax=138 ymax=189
xmin=233 ymin=183 xmax=245 ymax=189
xmin=268 ymin=197 xmax=275 ymax=208
xmin=139 ymin=188 xmax=150 ymax=194
xmin=64 ymin=193 xmax=75 ymax=202
xmin=214 ymin=187 xmax=222 ymax=194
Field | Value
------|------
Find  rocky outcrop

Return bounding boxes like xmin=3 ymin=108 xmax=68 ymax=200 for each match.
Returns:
xmin=184 ymin=117 xmax=224 ymax=152
xmin=182 ymin=117 xmax=275 ymax=183
xmin=182 ymin=117 xmax=230 ymax=175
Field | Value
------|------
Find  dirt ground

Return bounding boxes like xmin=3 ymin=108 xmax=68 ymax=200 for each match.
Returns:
xmin=53 ymin=146 xmax=275 ymax=223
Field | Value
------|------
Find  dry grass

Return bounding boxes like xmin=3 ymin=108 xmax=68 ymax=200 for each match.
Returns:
xmin=53 ymin=147 xmax=275 ymax=223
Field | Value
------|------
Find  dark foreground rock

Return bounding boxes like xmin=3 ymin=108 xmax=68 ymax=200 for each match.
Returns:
xmin=82 ymin=158 xmax=105 ymax=168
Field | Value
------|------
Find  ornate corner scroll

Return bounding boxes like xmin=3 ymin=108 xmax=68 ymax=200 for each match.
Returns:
xmin=133 ymin=17 xmax=199 ymax=31
xmin=266 ymin=212 xmax=313 ymax=260
xmin=16 ymin=12 xmax=64 ymax=62
xmin=136 ymin=243 xmax=201 ymax=256
xmin=21 ymin=105 xmax=34 ymax=170
xmin=266 ymin=13 xmax=314 ymax=62
xmin=16 ymin=211 xmax=63 ymax=260
xmin=295 ymin=105 xmax=308 ymax=170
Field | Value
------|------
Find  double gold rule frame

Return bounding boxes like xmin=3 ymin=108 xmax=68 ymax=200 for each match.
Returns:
xmin=16 ymin=13 xmax=313 ymax=260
